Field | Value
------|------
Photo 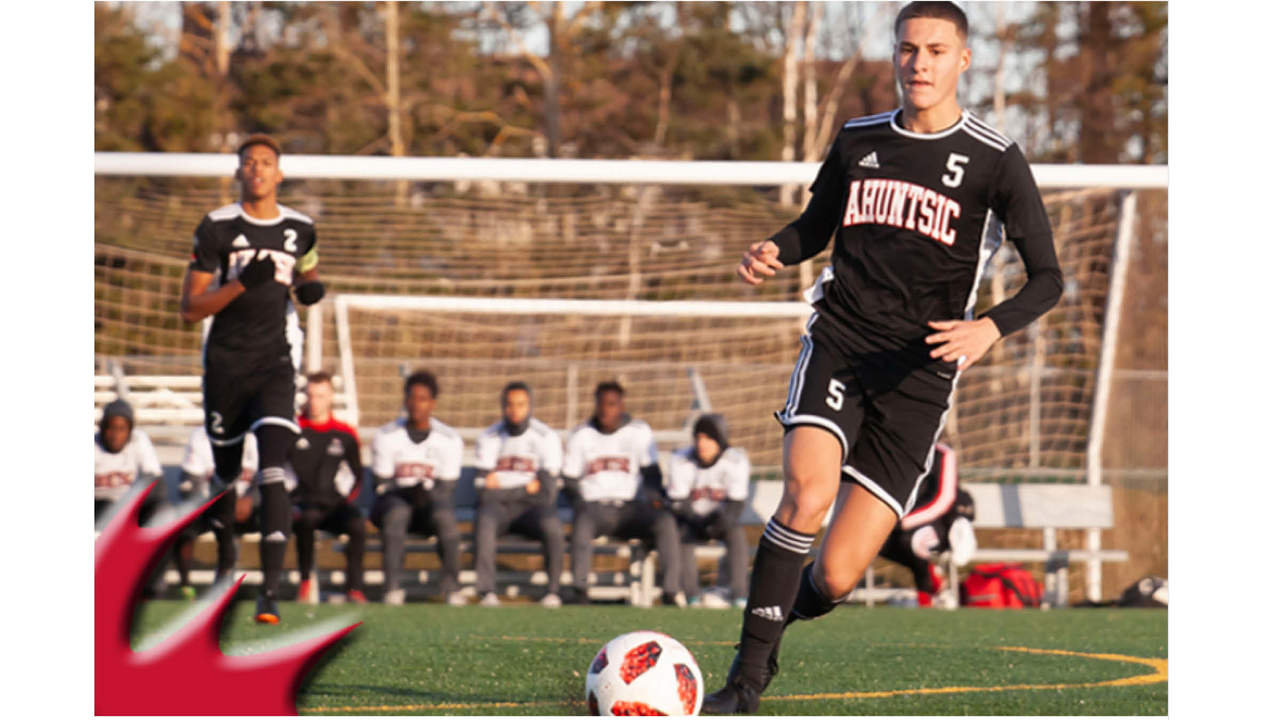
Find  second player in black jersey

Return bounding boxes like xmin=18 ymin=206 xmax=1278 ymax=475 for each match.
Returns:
xmin=706 ymin=3 xmax=1063 ymax=713
xmin=289 ymin=372 xmax=367 ymax=605
xmin=179 ymin=133 xmax=327 ymax=625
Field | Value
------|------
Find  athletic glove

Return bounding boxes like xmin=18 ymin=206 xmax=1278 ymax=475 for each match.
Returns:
xmin=295 ymin=280 xmax=325 ymax=305
xmin=238 ymin=252 xmax=276 ymax=289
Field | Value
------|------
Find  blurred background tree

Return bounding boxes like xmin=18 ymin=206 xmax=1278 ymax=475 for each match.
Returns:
xmin=97 ymin=2 xmax=1166 ymax=165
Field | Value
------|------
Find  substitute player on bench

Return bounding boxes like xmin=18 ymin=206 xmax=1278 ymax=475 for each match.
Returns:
xmin=705 ymin=2 xmax=1062 ymax=712
xmin=473 ymin=381 xmax=566 ymax=608
xmin=179 ymin=133 xmax=326 ymax=624
xmin=667 ymin=414 xmax=751 ymax=609
xmin=94 ymin=399 xmax=168 ymax=596
xmin=290 ymin=371 xmax=368 ymax=605
xmin=370 ymin=370 xmax=466 ymax=606
xmin=563 ymin=381 xmax=682 ymax=606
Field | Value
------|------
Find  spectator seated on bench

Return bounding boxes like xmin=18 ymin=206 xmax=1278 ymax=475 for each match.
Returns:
xmin=667 ymin=414 xmax=751 ymax=609
xmin=472 ymin=382 xmax=567 ymax=608
xmin=368 ymin=370 xmax=466 ymax=606
xmin=563 ymin=382 xmax=682 ymax=606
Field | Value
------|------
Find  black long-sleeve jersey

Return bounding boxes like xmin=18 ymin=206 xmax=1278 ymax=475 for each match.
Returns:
xmin=771 ymin=109 xmax=1062 ymax=354
xmin=289 ymin=414 xmax=363 ymax=508
xmin=189 ymin=203 xmax=318 ymax=358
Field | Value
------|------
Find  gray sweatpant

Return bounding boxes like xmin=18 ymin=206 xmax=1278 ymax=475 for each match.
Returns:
xmin=371 ymin=484 xmax=461 ymax=595
xmin=678 ymin=516 xmax=749 ymax=599
xmin=570 ymin=500 xmax=681 ymax=595
xmin=474 ymin=491 xmax=566 ymax=595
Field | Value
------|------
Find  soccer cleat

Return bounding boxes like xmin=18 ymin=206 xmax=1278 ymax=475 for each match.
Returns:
xmin=346 ymin=589 xmax=368 ymax=604
xmin=479 ymin=592 xmax=502 ymax=607
xmin=254 ymin=591 xmax=281 ymax=625
xmin=661 ymin=591 xmax=687 ymax=608
xmin=733 ymin=597 xmax=748 ymax=610
xmin=540 ymin=592 xmax=562 ymax=608
xmin=445 ymin=589 xmax=469 ymax=607
xmin=562 ymin=587 xmax=589 ymax=605
xmin=384 ymin=588 xmax=406 ymax=606
xmin=297 ymin=578 xmax=319 ymax=605
xmin=703 ymin=644 xmax=780 ymax=714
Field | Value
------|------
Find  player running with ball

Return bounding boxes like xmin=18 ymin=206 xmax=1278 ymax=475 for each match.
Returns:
xmin=703 ymin=2 xmax=1062 ymax=712
xmin=179 ymin=133 xmax=326 ymax=624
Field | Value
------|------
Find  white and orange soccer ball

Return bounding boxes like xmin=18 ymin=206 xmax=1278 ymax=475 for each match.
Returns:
xmin=585 ymin=631 xmax=704 ymax=716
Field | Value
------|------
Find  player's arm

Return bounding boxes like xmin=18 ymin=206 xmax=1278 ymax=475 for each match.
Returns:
xmin=560 ymin=430 xmax=585 ymax=506
xmin=369 ymin=431 xmax=395 ymax=494
xmin=135 ymin=431 xmax=164 ymax=485
xmin=292 ymin=229 xmax=325 ymax=306
xmin=926 ymin=145 xmax=1063 ymax=371
xmin=342 ymin=429 xmax=364 ymax=503
xmin=739 ymin=144 xmax=846 ymax=286
xmin=638 ymin=426 xmax=667 ymax=507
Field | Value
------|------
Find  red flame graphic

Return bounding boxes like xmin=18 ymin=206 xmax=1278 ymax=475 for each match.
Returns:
xmin=95 ymin=481 xmax=360 ymax=715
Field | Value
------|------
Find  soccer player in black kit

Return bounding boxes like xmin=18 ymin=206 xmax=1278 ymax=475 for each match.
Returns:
xmin=704 ymin=3 xmax=1063 ymax=713
xmin=290 ymin=371 xmax=368 ymax=605
xmin=179 ymin=133 xmax=326 ymax=625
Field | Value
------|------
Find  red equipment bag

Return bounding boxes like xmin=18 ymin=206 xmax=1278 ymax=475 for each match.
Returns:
xmin=961 ymin=563 xmax=1044 ymax=608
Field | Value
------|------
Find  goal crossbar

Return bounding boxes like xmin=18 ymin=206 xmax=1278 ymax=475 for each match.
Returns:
xmin=94 ymin=153 xmax=1169 ymax=189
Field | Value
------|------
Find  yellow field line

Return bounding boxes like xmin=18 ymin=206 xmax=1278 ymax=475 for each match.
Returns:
xmin=305 ymin=643 xmax=1167 ymax=714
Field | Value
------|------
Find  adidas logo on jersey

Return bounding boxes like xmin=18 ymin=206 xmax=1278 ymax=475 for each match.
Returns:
xmin=751 ymin=605 xmax=785 ymax=622
xmin=858 ymin=151 xmax=880 ymax=169
xmin=231 ymin=234 xmax=250 ymax=249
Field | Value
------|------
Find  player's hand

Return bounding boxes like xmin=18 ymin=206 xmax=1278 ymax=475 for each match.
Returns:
xmin=238 ymin=251 xmax=277 ymax=289
xmin=484 ymin=472 xmax=500 ymax=490
xmin=737 ymin=240 xmax=784 ymax=286
xmin=295 ymin=280 xmax=325 ymax=305
xmin=924 ymin=318 xmax=1001 ymax=372
xmin=526 ymin=478 xmax=541 ymax=495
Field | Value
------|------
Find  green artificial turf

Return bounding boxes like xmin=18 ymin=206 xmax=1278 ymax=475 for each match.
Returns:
xmin=130 ymin=600 xmax=1167 ymax=715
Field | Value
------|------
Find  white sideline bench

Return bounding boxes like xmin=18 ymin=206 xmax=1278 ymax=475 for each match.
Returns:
xmin=940 ymin=482 xmax=1128 ymax=608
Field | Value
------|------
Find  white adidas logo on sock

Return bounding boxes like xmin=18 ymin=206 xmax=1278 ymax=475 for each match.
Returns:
xmin=751 ymin=605 xmax=785 ymax=622
xmin=858 ymin=151 xmax=880 ymax=169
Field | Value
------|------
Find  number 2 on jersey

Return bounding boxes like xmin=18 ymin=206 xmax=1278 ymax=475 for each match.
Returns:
xmin=942 ymin=153 xmax=970 ymax=188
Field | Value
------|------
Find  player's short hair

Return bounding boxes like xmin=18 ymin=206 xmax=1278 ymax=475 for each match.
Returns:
xmin=237 ymin=133 xmax=282 ymax=159
xmin=501 ymin=380 xmax=532 ymax=403
xmin=894 ymin=1 xmax=968 ymax=40
xmin=306 ymin=370 xmax=333 ymax=386
xmin=594 ymin=381 xmax=625 ymax=400
xmin=404 ymin=369 xmax=439 ymax=398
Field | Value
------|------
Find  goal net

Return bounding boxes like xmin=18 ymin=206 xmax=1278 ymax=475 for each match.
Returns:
xmin=94 ymin=162 xmax=1162 ymax=478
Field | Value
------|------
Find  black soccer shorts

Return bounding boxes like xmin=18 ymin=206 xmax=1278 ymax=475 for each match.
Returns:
xmin=774 ymin=319 xmax=957 ymax=518
xmin=202 ymin=349 xmax=299 ymax=447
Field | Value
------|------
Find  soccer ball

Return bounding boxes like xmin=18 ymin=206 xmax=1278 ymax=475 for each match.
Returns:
xmin=584 ymin=631 xmax=704 ymax=716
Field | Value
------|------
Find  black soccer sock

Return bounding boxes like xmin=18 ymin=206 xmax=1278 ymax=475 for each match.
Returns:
xmin=788 ymin=562 xmax=840 ymax=626
xmin=258 ymin=473 xmax=290 ymax=597
xmin=737 ymin=517 xmax=815 ymax=680
xmin=210 ymin=485 xmax=238 ymax=580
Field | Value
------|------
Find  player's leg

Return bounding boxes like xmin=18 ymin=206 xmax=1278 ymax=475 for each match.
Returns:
xmin=879 ymin=523 xmax=944 ymax=605
xmin=371 ymin=490 xmax=413 ymax=604
xmin=247 ymin=359 xmax=304 ymax=623
xmin=293 ymin=505 xmax=323 ymax=603
xmin=313 ymin=504 xmax=368 ymax=602
xmin=532 ymin=503 xmax=567 ymax=602
xmin=334 ymin=504 xmax=369 ymax=601
xmin=423 ymin=485 xmax=464 ymax=604
xmin=723 ymin=524 xmax=750 ymax=604
xmin=473 ymin=496 xmax=508 ymax=603
xmin=625 ymin=502 xmax=683 ymax=604
xmin=568 ymin=502 xmax=602 ymax=603
xmin=678 ymin=529 xmax=700 ymax=602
